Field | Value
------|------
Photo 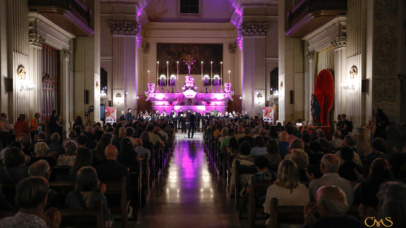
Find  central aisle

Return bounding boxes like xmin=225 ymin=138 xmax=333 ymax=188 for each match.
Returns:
xmin=136 ymin=133 xmax=241 ymax=228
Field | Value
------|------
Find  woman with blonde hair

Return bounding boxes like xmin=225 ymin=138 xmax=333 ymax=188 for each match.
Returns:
xmin=263 ymin=160 xmax=309 ymax=218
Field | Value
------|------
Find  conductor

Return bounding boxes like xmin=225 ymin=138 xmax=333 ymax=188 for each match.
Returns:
xmin=188 ymin=111 xmax=196 ymax=138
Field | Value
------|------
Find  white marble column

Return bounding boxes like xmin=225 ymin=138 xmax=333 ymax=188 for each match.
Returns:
xmin=239 ymin=23 xmax=268 ymax=116
xmin=28 ymin=33 xmax=44 ymax=117
xmin=332 ymin=36 xmax=347 ymax=121
xmin=307 ymin=51 xmax=315 ymax=121
xmin=60 ymin=49 xmax=71 ymax=134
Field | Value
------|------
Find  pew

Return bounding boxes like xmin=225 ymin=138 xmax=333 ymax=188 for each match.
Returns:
xmin=269 ymin=198 xmax=304 ymax=228
xmin=234 ymin=161 xmax=257 ymax=218
xmin=0 ymin=201 xmax=104 ymax=228
xmin=247 ymin=175 xmax=273 ymax=228
xmin=104 ymin=176 xmax=128 ymax=228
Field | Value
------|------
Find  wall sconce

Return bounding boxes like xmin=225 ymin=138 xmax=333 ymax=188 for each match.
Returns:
xmin=115 ymin=93 xmax=122 ymax=104
xmin=17 ymin=65 xmax=35 ymax=92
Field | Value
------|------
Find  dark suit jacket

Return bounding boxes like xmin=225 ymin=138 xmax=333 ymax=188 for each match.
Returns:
xmin=189 ymin=114 xmax=196 ymax=125
xmin=96 ymin=160 xmax=128 ymax=183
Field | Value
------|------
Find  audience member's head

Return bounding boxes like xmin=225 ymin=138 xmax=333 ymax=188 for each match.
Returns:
xmin=275 ymin=159 xmax=299 ymax=189
xmin=28 ymin=160 xmax=51 ymax=179
xmin=50 ymin=133 xmax=60 ymax=144
xmin=221 ymin=127 xmax=229 ymax=137
xmin=126 ymin=127 xmax=135 ymax=137
xmin=254 ymin=136 xmax=265 ymax=147
xmin=38 ymin=132 xmax=47 ymax=141
xmin=371 ymin=138 xmax=388 ymax=154
xmin=266 ymin=139 xmax=279 ymax=155
xmin=75 ymin=166 xmax=99 ymax=192
xmin=302 ymin=133 xmax=312 ymax=144
xmin=244 ymin=127 xmax=251 ymax=135
xmin=254 ymin=156 xmax=269 ymax=171
xmin=77 ymin=135 xmax=88 ymax=146
xmin=134 ymin=138 xmax=143 ymax=147
xmin=71 ymin=148 xmax=93 ymax=175
xmin=377 ymin=182 xmax=406 ymax=228
xmin=18 ymin=114 xmax=26 ymax=121
xmin=315 ymin=186 xmax=349 ymax=217
xmin=64 ymin=140 xmax=78 ymax=156
xmin=239 ymin=141 xmax=252 ymax=156
xmin=228 ymin=129 xmax=235 ymax=137
xmin=228 ymin=137 xmax=238 ymax=151
xmin=340 ymin=146 xmax=354 ymax=163
xmin=320 ymin=154 xmax=340 ymax=174
xmin=343 ymin=135 xmax=355 ymax=147
xmin=17 ymin=134 xmax=29 ymax=144
xmin=68 ymin=130 xmax=77 ymax=139
xmin=369 ymin=158 xmax=392 ymax=182
xmin=34 ymin=142 xmax=49 ymax=157
xmin=290 ymin=149 xmax=309 ymax=170
xmin=105 ymin=145 xmax=118 ymax=160
xmin=4 ymin=147 xmax=26 ymax=167
xmin=140 ymin=131 xmax=150 ymax=142
xmin=279 ymin=132 xmax=289 ymax=142
xmin=289 ymin=139 xmax=304 ymax=151
xmin=118 ymin=127 xmax=126 ymax=137
xmin=15 ymin=177 xmax=49 ymax=210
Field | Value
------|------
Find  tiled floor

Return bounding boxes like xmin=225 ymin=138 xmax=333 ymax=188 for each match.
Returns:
xmin=133 ymin=133 xmax=242 ymax=228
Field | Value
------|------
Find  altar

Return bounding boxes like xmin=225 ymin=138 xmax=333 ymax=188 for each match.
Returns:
xmin=145 ymin=57 xmax=233 ymax=115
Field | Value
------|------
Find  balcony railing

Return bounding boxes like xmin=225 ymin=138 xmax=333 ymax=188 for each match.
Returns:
xmin=29 ymin=0 xmax=93 ymax=36
xmin=285 ymin=0 xmax=346 ymax=38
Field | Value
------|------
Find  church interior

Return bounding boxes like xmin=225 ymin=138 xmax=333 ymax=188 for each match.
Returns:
xmin=0 ymin=0 xmax=406 ymax=227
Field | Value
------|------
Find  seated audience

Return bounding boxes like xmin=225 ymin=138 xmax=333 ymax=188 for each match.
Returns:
xmin=96 ymin=145 xmax=129 ymax=182
xmin=0 ymin=147 xmax=28 ymax=183
xmin=335 ymin=135 xmax=361 ymax=164
xmin=307 ymin=154 xmax=353 ymax=205
xmin=134 ymin=138 xmax=151 ymax=159
xmin=250 ymin=136 xmax=267 ymax=156
xmin=374 ymin=182 xmax=406 ymax=228
xmin=365 ymin=138 xmax=388 ymax=165
xmin=263 ymin=160 xmax=309 ymax=224
xmin=30 ymin=142 xmax=56 ymax=167
xmin=338 ymin=146 xmax=364 ymax=183
xmin=228 ymin=141 xmax=254 ymax=194
xmin=263 ymin=139 xmax=282 ymax=166
xmin=0 ymin=177 xmax=61 ymax=228
xmin=118 ymin=138 xmax=140 ymax=171
xmin=238 ymin=127 xmax=255 ymax=147
xmin=289 ymin=149 xmax=310 ymax=183
xmin=48 ymin=133 xmax=65 ymax=156
xmin=28 ymin=160 xmax=61 ymax=208
xmin=56 ymin=140 xmax=78 ymax=166
xmin=92 ymin=134 xmax=112 ymax=167
xmin=65 ymin=166 xmax=111 ymax=225
xmin=353 ymin=158 xmax=392 ymax=206
xmin=70 ymin=147 xmax=93 ymax=180
xmin=304 ymin=186 xmax=363 ymax=228
xmin=112 ymin=127 xmax=126 ymax=151
xmin=278 ymin=131 xmax=290 ymax=158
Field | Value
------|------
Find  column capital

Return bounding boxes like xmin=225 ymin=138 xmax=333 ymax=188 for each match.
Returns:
xmin=29 ymin=33 xmax=45 ymax=47
xmin=238 ymin=22 xmax=269 ymax=37
xmin=331 ymin=36 xmax=347 ymax=49
xmin=306 ymin=50 xmax=315 ymax=61
xmin=141 ymin=41 xmax=150 ymax=54
xmin=228 ymin=42 xmax=237 ymax=54
xmin=109 ymin=20 xmax=141 ymax=36
xmin=64 ymin=49 xmax=72 ymax=61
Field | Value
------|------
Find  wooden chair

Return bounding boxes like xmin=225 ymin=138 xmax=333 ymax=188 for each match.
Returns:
xmin=247 ymin=175 xmax=273 ymax=228
xmin=104 ymin=176 xmax=128 ymax=228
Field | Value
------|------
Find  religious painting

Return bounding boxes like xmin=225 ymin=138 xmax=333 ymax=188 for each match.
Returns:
xmin=157 ymin=43 xmax=223 ymax=75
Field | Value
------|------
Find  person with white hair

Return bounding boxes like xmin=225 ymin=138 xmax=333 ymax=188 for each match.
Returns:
xmin=303 ymin=186 xmax=363 ymax=228
xmin=307 ymin=154 xmax=354 ymax=205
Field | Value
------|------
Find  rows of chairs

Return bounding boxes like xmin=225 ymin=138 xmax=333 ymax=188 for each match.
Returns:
xmin=0 ymin=143 xmax=173 ymax=228
xmin=204 ymin=135 xmax=359 ymax=228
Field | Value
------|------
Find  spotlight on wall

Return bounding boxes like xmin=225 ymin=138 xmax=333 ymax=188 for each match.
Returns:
xmin=125 ymin=91 xmax=128 ymax=95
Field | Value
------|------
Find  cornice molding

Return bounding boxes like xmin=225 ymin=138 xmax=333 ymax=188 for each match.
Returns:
xmin=331 ymin=36 xmax=347 ymax=49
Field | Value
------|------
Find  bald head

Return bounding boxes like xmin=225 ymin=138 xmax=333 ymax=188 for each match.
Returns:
xmin=105 ymin=145 xmax=118 ymax=160
xmin=316 ymin=186 xmax=349 ymax=216
xmin=135 ymin=138 xmax=143 ymax=147
xmin=280 ymin=131 xmax=289 ymax=142
xmin=321 ymin=154 xmax=340 ymax=173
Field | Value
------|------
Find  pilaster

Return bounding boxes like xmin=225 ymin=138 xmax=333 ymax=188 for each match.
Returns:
xmin=239 ymin=22 xmax=269 ymax=116
xmin=28 ymin=33 xmax=44 ymax=118
xmin=332 ymin=36 xmax=347 ymax=121
xmin=109 ymin=20 xmax=141 ymax=112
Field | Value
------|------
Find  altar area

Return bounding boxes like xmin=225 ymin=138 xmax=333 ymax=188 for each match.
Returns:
xmin=144 ymin=57 xmax=234 ymax=115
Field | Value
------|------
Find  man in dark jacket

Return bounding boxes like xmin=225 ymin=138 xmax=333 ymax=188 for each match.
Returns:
xmin=188 ymin=112 xmax=196 ymax=138
xmin=96 ymin=145 xmax=128 ymax=182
